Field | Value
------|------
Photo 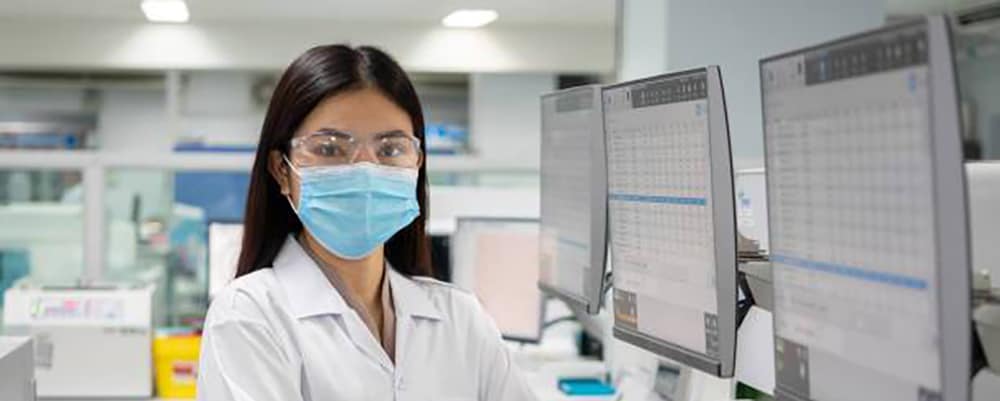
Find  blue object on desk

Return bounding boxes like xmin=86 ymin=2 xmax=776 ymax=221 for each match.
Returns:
xmin=558 ymin=378 xmax=616 ymax=396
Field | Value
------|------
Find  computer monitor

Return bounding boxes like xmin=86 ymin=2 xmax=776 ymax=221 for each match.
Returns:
xmin=760 ymin=16 xmax=970 ymax=401
xmin=539 ymin=84 xmax=609 ymax=315
xmin=603 ymin=66 xmax=738 ymax=377
xmin=207 ymin=222 xmax=243 ymax=299
xmin=451 ymin=217 xmax=544 ymax=343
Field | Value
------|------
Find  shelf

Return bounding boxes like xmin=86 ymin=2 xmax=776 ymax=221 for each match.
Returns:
xmin=0 ymin=150 xmax=539 ymax=174
xmin=0 ymin=149 xmax=253 ymax=171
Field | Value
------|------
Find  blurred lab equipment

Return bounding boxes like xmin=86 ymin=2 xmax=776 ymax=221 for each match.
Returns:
xmin=153 ymin=328 xmax=202 ymax=398
xmin=2 ymin=282 xmax=154 ymax=398
xmin=0 ymin=336 xmax=35 ymax=401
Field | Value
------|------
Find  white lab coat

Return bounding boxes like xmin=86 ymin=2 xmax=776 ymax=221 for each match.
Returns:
xmin=197 ymin=236 xmax=537 ymax=401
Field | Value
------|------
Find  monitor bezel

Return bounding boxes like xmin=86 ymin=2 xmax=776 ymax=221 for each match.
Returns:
xmin=759 ymin=15 xmax=971 ymax=401
xmin=603 ymin=66 xmax=739 ymax=378
xmin=538 ymin=84 xmax=610 ymax=315
xmin=452 ymin=216 xmax=548 ymax=344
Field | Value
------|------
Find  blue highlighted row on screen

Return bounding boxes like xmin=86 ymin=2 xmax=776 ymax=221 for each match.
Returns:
xmin=609 ymin=193 xmax=707 ymax=206
xmin=771 ymin=254 xmax=928 ymax=290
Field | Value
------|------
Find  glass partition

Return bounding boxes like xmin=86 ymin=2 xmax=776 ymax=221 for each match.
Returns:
xmin=104 ymin=168 xmax=250 ymax=327
xmin=0 ymin=168 xmax=85 ymax=328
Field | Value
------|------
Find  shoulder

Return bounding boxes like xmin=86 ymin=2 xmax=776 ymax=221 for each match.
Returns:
xmin=205 ymin=269 xmax=285 ymax=326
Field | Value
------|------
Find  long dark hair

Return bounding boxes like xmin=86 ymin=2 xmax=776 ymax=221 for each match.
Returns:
xmin=235 ymin=45 xmax=432 ymax=278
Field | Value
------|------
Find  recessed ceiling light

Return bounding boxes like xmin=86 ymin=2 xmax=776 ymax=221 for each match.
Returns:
xmin=442 ymin=9 xmax=498 ymax=28
xmin=141 ymin=0 xmax=190 ymax=23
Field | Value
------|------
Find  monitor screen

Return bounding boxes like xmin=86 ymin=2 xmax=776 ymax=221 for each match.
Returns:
xmin=539 ymin=85 xmax=608 ymax=314
xmin=603 ymin=67 xmax=737 ymax=376
xmin=208 ymin=222 xmax=243 ymax=299
xmin=761 ymin=17 xmax=970 ymax=401
xmin=451 ymin=218 xmax=544 ymax=343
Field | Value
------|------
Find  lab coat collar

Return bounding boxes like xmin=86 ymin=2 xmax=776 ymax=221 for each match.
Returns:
xmin=273 ymin=236 xmax=351 ymax=319
xmin=386 ymin=267 xmax=445 ymax=322
xmin=272 ymin=236 xmax=443 ymax=322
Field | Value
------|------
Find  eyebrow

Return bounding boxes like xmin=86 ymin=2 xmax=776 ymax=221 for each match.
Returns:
xmin=313 ymin=127 xmax=411 ymax=139
xmin=373 ymin=130 xmax=409 ymax=139
xmin=313 ymin=127 xmax=351 ymax=136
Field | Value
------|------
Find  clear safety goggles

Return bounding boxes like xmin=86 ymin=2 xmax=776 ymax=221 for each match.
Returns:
xmin=288 ymin=129 xmax=422 ymax=169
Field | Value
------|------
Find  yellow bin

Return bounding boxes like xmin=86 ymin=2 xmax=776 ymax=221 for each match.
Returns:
xmin=153 ymin=334 xmax=202 ymax=398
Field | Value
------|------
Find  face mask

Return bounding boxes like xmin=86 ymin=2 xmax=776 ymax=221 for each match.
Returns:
xmin=285 ymin=159 xmax=420 ymax=260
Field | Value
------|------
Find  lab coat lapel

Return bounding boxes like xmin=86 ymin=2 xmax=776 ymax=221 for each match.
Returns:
xmin=387 ymin=268 xmax=444 ymax=370
xmin=338 ymin=309 xmax=395 ymax=373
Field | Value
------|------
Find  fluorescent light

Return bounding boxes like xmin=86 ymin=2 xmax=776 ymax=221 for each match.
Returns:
xmin=141 ymin=0 xmax=190 ymax=23
xmin=442 ymin=9 xmax=498 ymax=28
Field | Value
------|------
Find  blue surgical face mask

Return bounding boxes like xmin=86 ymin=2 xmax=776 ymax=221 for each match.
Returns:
xmin=285 ymin=158 xmax=420 ymax=260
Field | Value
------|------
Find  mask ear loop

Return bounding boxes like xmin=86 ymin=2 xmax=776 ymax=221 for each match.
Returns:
xmin=282 ymin=154 xmax=303 ymax=177
xmin=282 ymin=155 xmax=302 ymax=214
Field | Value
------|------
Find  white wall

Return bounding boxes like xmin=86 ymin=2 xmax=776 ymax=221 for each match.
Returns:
xmin=617 ymin=0 xmax=887 ymax=169
xmin=664 ymin=0 xmax=887 ymax=169
xmin=0 ymin=20 xmax=613 ymax=74
xmin=618 ymin=0 xmax=669 ymax=81
xmin=469 ymin=73 xmax=556 ymax=169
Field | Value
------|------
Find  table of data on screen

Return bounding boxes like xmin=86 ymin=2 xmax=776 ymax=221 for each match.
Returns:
xmin=604 ymin=73 xmax=720 ymax=356
xmin=540 ymin=89 xmax=596 ymax=298
xmin=763 ymin=24 xmax=943 ymax=400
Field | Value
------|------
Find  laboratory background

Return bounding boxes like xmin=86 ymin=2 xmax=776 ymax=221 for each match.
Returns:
xmin=1 ymin=0 xmax=1000 ymax=400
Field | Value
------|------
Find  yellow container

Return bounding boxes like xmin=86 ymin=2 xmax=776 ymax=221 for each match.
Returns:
xmin=153 ymin=334 xmax=202 ymax=398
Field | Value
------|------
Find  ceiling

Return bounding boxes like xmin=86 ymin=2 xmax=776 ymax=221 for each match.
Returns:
xmin=0 ymin=1 xmax=994 ymax=26
xmin=0 ymin=0 xmax=615 ymax=25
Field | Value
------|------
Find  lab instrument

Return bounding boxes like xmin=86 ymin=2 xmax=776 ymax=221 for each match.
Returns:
xmin=3 ymin=282 xmax=155 ymax=398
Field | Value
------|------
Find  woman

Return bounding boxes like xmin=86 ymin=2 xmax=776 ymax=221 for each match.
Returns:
xmin=197 ymin=45 xmax=536 ymax=401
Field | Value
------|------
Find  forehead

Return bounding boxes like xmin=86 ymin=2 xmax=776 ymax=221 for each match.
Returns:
xmin=296 ymin=87 xmax=414 ymax=137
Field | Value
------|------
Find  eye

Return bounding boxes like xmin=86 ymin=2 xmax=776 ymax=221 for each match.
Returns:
xmin=377 ymin=143 xmax=404 ymax=158
xmin=312 ymin=140 xmax=348 ymax=157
